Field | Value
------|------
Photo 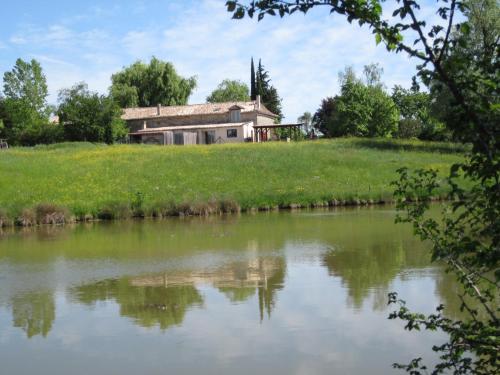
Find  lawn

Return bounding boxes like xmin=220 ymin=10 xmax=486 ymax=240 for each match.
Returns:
xmin=0 ymin=138 xmax=465 ymax=224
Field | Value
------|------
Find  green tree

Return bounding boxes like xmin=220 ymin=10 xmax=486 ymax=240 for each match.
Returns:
xmin=314 ymin=66 xmax=398 ymax=137
xmin=312 ymin=97 xmax=336 ymax=136
xmin=58 ymin=82 xmax=127 ymax=143
xmin=1 ymin=58 xmax=51 ymax=144
xmin=206 ymin=79 xmax=250 ymax=103
xmin=227 ymin=1 xmax=499 ymax=373
xmin=428 ymin=0 xmax=499 ymax=140
xmin=366 ymin=86 xmax=399 ymax=137
xmin=3 ymin=58 xmax=49 ymax=116
xmin=110 ymin=57 xmax=197 ymax=108
xmin=256 ymin=59 xmax=283 ymax=121
xmin=363 ymin=62 xmax=383 ymax=88
xmin=250 ymin=57 xmax=257 ymax=100
xmin=298 ymin=111 xmax=312 ymax=134
xmin=333 ymin=77 xmax=372 ymax=136
xmin=392 ymin=84 xmax=448 ymax=140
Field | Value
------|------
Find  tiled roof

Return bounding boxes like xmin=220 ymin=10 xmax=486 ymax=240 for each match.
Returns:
xmin=121 ymin=100 xmax=277 ymax=120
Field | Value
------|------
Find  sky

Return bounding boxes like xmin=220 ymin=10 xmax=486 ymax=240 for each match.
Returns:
xmin=0 ymin=0 xmax=431 ymax=122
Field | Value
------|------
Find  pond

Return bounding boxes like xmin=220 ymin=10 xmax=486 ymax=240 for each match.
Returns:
xmin=0 ymin=207 xmax=462 ymax=374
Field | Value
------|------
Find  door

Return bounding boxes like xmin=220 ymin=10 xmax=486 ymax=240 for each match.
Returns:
xmin=205 ymin=131 xmax=216 ymax=145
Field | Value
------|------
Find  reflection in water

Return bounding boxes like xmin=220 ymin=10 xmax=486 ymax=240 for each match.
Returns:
xmin=11 ymin=291 xmax=55 ymax=338
xmin=72 ymin=280 xmax=203 ymax=330
xmin=70 ymin=256 xmax=286 ymax=329
xmin=322 ymin=243 xmax=405 ymax=310
xmin=0 ymin=208 xmax=470 ymax=375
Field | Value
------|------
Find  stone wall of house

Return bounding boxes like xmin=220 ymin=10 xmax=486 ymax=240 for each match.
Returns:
xmin=141 ymin=133 xmax=164 ymax=145
xmin=136 ymin=124 xmax=249 ymax=145
xmin=127 ymin=111 xmax=276 ymax=132
xmin=256 ymin=114 xmax=276 ymax=126
xmin=128 ymin=112 xmax=261 ymax=132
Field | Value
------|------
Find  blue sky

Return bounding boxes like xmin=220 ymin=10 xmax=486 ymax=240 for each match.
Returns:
xmin=0 ymin=0 xmax=428 ymax=121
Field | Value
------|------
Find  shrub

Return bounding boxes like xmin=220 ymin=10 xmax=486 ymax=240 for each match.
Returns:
xmin=0 ymin=209 xmax=12 ymax=227
xmin=397 ymin=119 xmax=422 ymax=139
xmin=17 ymin=208 xmax=36 ymax=226
xmin=97 ymin=202 xmax=132 ymax=220
xmin=35 ymin=204 xmax=70 ymax=225
xmin=220 ymin=199 xmax=241 ymax=214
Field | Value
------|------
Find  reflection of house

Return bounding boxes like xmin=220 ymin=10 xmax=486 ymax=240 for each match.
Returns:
xmin=123 ymin=96 xmax=302 ymax=145
xmin=130 ymin=258 xmax=281 ymax=289
xmin=129 ymin=257 xmax=286 ymax=321
xmin=69 ymin=257 xmax=285 ymax=330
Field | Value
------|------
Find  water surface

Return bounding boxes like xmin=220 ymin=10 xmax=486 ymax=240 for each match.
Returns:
xmin=0 ymin=207 xmax=461 ymax=374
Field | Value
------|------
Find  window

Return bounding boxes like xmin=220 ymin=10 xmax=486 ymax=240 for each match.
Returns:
xmin=230 ymin=109 xmax=241 ymax=122
xmin=227 ymin=129 xmax=237 ymax=138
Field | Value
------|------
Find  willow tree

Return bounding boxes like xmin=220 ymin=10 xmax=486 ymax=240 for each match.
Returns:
xmin=206 ymin=79 xmax=250 ymax=103
xmin=110 ymin=57 xmax=197 ymax=108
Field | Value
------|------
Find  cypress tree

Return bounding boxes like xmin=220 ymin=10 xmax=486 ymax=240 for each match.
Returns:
xmin=255 ymin=59 xmax=282 ymax=121
xmin=250 ymin=57 xmax=256 ymax=100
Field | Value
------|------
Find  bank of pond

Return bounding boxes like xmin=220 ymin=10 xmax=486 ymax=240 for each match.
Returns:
xmin=0 ymin=138 xmax=465 ymax=227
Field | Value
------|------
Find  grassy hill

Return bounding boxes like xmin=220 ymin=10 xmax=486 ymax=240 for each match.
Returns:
xmin=0 ymin=138 xmax=465 ymax=225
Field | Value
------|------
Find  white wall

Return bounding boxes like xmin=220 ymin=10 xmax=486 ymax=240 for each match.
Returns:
xmin=213 ymin=125 xmax=245 ymax=143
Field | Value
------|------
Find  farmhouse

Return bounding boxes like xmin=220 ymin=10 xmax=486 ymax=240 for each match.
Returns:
xmin=123 ymin=96 xmax=300 ymax=145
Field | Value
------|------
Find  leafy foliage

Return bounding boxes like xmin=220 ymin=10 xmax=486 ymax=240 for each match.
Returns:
xmin=206 ymin=79 xmax=250 ymax=103
xmin=313 ymin=65 xmax=398 ymax=137
xmin=250 ymin=57 xmax=257 ymax=100
xmin=3 ymin=58 xmax=49 ymax=117
xmin=255 ymin=59 xmax=283 ymax=121
xmin=227 ymin=0 xmax=499 ymax=373
xmin=58 ymin=82 xmax=127 ymax=144
xmin=110 ymin=57 xmax=197 ymax=108
xmin=312 ymin=97 xmax=336 ymax=136
xmin=392 ymin=85 xmax=448 ymax=140
xmin=0 ymin=58 xmax=52 ymax=145
xmin=297 ymin=111 xmax=312 ymax=134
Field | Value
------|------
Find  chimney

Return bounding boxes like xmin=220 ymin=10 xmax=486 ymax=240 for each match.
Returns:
xmin=157 ymin=104 xmax=161 ymax=116
xmin=256 ymin=95 xmax=261 ymax=110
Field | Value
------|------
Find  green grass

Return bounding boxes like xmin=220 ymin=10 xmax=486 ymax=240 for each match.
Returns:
xmin=0 ymin=138 xmax=465 ymax=224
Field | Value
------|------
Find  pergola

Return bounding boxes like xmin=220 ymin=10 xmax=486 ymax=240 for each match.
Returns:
xmin=253 ymin=123 xmax=303 ymax=142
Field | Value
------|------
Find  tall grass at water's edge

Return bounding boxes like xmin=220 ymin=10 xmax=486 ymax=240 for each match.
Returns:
xmin=0 ymin=138 xmax=465 ymax=226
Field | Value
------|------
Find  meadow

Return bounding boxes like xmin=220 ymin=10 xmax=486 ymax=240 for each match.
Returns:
xmin=0 ymin=138 xmax=466 ymax=225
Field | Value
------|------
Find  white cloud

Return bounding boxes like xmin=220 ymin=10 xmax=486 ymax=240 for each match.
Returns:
xmin=2 ymin=0 xmax=427 ymax=120
xmin=9 ymin=35 xmax=27 ymax=45
xmin=122 ymin=31 xmax=160 ymax=59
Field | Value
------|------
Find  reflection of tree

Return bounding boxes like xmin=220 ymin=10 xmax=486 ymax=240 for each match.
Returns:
xmin=219 ymin=287 xmax=256 ymax=303
xmin=71 ymin=279 xmax=203 ymax=330
xmin=258 ymin=257 xmax=286 ymax=320
xmin=323 ymin=243 xmax=403 ymax=309
xmin=433 ymin=271 xmax=497 ymax=322
xmin=11 ymin=291 xmax=55 ymax=338
xmin=214 ymin=257 xmax=286 ymax=320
